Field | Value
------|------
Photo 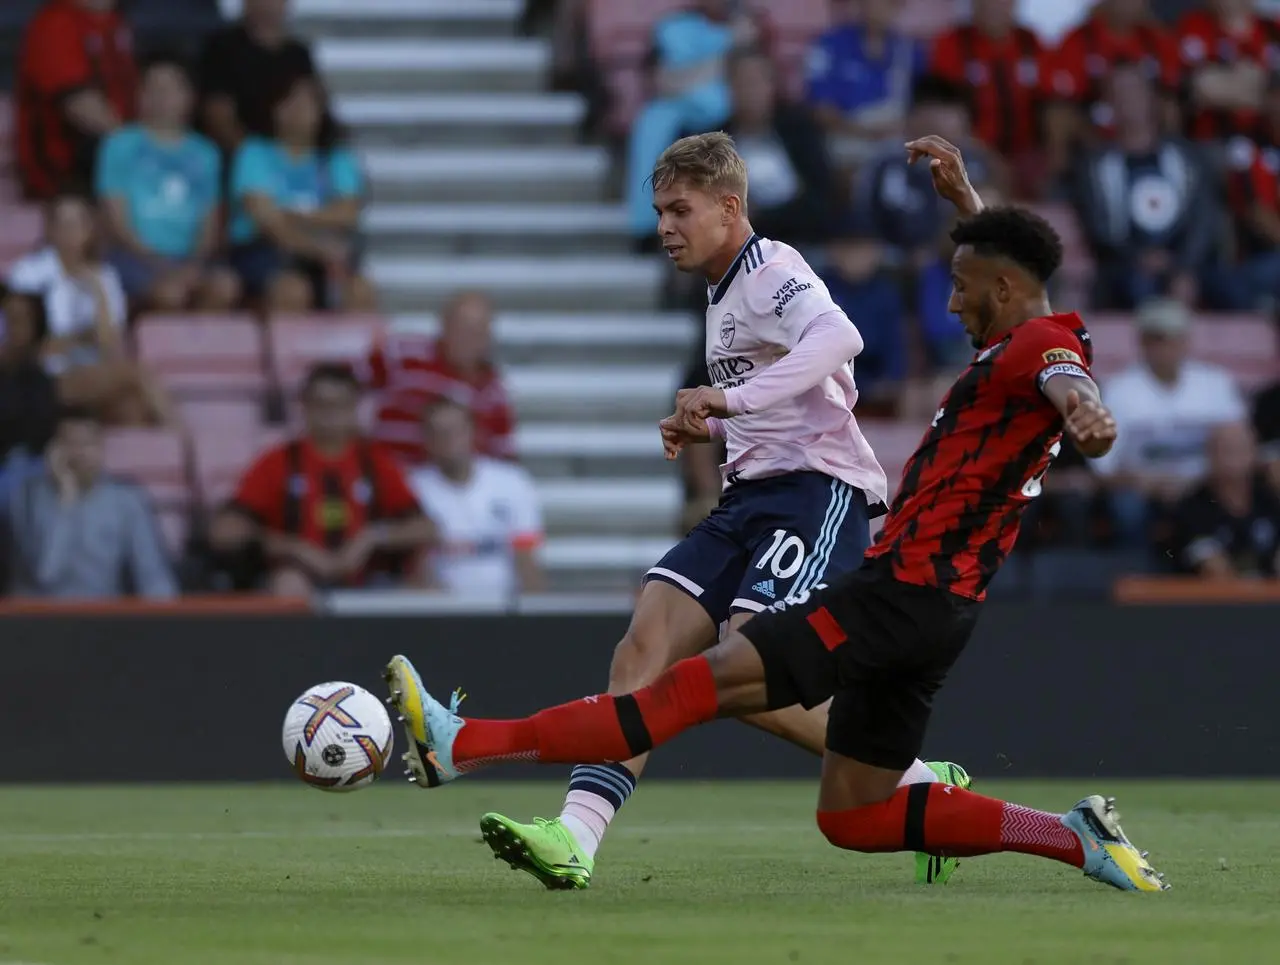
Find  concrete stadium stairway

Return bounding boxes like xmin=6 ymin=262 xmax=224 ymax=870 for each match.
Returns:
xmin=285 ymin=0 xmax=695 ymax=590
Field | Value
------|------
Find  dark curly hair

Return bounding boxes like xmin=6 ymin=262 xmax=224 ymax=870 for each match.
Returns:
xmin=949 ymin=206 xmax=1063 ymax=283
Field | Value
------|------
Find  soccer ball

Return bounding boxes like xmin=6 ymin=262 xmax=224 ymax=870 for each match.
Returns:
xmin=282 ymin=681 xmax=394 ymax=792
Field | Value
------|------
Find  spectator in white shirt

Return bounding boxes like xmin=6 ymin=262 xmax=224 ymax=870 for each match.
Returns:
xmin=7 ymin=192 xmax=172 ymax=426
xmin=1093 ymin=298 xmax=1247 ymax=546
xmin=408 ymin=398 xmax=544 ymax=601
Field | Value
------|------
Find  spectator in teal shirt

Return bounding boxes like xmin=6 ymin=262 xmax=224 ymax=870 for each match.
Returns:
xmin=228 ymin=71 xmax=376 ymax=313
xmin=96 ymin=54 xmax=241 ymax=312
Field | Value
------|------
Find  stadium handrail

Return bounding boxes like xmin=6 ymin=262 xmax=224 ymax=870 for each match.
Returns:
xmin=1113 ymin=576 xmax=1280 ymax=605
xmin=0 ymin=596 xmax=312 ymax=616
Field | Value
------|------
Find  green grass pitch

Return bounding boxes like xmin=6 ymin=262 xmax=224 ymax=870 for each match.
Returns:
xmin=0 ymin=781 xmax=1277 ymax=964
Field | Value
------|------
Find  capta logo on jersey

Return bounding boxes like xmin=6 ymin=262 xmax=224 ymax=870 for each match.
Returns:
xmin=1042 ymin=347 xmax=1083 ymax=365
xmin=772 ymin=277 xmax=813 ymax=317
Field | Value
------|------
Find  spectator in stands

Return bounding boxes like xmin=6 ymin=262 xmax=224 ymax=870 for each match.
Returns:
xmin=1070 ymin=64 xmax=1220 ymax=310
xmin=856 ymin=75 xmax=1005 ymax=263
xmin=198 ymin=0 xmax=316 ymax=153
xmin=96 ymin=53 xmax=239 ymax=312
xmin=211 ymin=363 xmax=435 ymax=597
xmin=16 ymin=0 xmax=138 ymax=200
xmin=1048 ymin=0 xmax=1182 ymax=161
xmin=1092 ymin=298 xmax=1247 ymax=547
xmin=1171 ymin=421 xmax=1280 ymax=578
xmin=0 ymin=287 xmax=58 ymax=505
xmin=724 ymin=50 xmax=834 ymax=245
xmin=930 ymin=0 xmax=1054 ymax=194
xmin=3 ymin=406 xmax=177 ymax=599
xmin=228 ymin=71 xmax=375 ymax=313
xmin=626 ymin=0 xmax=773 ymax=242
xmin=1218 ymin=72 xmax=1280 ymax=312
xmin=409 ymin=399 xmax=545 ymax=600
xmin=1175 ymin=0 xmax=1280 ymax=143
xmin=8 ymin=193 xmax=172 ymax=426
xmin=821 ymin=211 xmax=905 ymax=407
xmin=804 ymin=0 xmax=926 ymax=164
xmin=365 ymin=291 xmax=517 ymax=465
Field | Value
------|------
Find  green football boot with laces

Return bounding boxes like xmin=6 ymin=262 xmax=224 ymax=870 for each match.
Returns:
xmin=914 ymin=761 xmax=973 ymax=884
xmin=479 ymin=813 xmax=594 ymax=890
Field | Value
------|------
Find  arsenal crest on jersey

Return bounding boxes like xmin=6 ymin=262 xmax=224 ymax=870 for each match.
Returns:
xmin=720 ymin=313 xmax=736 ymax=348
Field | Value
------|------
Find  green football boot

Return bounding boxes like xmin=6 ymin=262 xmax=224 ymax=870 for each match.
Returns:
xmin=914 ymin=761 xmax=973 ymax=884
xmin=480 ymin=813 xmax=594 ymax=890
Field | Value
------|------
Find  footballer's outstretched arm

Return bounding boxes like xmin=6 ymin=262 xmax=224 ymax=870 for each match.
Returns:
xmin=1042 ymin=373 xmax=1116 ymax=459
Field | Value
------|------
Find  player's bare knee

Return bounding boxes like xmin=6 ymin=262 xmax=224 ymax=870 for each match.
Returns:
xmin=607 ymin=626 xmax=670 ymax=693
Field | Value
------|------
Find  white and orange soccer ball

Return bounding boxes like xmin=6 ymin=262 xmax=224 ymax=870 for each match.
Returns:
xmin=282 ymin=682 xmax=394 ymax=791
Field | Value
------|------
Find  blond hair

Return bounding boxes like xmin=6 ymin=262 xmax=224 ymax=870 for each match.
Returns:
xmin=651 ymin=132 xmax=749 ymax=209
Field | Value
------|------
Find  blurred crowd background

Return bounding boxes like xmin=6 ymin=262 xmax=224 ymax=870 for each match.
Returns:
xmin=0 ymin=0 xmax=1278 ymax=605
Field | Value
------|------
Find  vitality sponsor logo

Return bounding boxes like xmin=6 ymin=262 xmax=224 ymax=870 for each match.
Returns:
xmin=772 ymin=276 xmax=814 ymax=317
xmin=751 ymin=579 xmax=776 ymax=599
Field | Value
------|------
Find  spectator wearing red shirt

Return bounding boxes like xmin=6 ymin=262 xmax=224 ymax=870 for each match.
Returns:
xmin=365 ymin=291 xmax=517 ymax=465
xmin=1176 ymin=0 xmax=1280 ymax=142
xmin=930 ymin=0 xmax=1054 ymax=194
xmin=1050 ymin=0 xmax=1182 ymax=148
xmin=16 ymin=0 xmax=138 ymax=200
xmin=210 ymin=363 xmax=436 ymax=596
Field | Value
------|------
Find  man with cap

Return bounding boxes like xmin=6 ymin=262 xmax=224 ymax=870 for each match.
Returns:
xmin=1090 ymin=298 xmax=1247 ymax=550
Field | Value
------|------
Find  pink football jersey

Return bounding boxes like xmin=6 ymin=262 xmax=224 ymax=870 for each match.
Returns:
xmin=704 ymin=234 xmax=887 ymax=507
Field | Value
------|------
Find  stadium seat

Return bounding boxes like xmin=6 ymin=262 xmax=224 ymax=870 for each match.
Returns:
xmin=0 ymin=202 xmax=41 ymax=263
xmin=861 ymin=419 xmax=928 ymax=500
xmin=103 ymin=428 xmax=188 ymax=506
xmin=1089 ymin=312 xmax=1279 ymax=390
xmin=134 ymin=314 xmax=267 ymax=397
xmin=898 ymin=0 xmax=957 ymax=38
xmin=268 ymin=313 xmax=388 ymax=396
xmin=191 ymin=429 xmax=266 ymax=508
xmin=1031 ymin=203 xmax=1094 ymax=307
xmin=178 ymin=399 xmax=262 ymax=438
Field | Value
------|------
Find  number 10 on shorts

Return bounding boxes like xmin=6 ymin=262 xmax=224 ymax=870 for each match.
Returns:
xmin=756 ymin=529 xmax=807 ymax=579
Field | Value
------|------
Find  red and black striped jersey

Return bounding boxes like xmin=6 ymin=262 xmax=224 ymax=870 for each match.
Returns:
xmin=1051 ymin=15 xmax=1182 ymax=131
xmin=931 ymin=25 xmax=1053 ymax=159
xmin=866 ymin=313 xmax=1092 ymax=601
xmin=1176 ymin=11 xmax=1280 ymax=141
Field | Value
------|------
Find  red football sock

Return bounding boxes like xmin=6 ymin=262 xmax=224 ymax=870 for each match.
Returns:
xmin=452 ymin=656 xmax=719 ymax=771
xmin=817 ymin=784 xmax=1084 ymax=867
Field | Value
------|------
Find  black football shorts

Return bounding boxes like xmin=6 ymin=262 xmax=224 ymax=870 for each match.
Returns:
xmin=738 ymin=559 xmax=981 ymax=770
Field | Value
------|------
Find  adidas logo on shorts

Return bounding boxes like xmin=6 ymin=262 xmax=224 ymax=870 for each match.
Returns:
xmin=752 ymin=579 xmax=776 ymax=599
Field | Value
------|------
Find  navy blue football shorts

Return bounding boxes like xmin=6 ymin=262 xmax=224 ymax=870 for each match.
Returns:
xmin=645 ymin=471 xmax=880 ymax=623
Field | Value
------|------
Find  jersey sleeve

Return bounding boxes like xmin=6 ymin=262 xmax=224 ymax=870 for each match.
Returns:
xmin=1048 ymin=29 xmax=1087 ymax=101
xmin=803 ymin=36 xmax=840 ymax=107
xmin=999 ymin=319 xmax=1091 ymax=397
xmin=742 ymin=258 xmax=845 ymax=350
xmin=231 ymin=447 xmax=286 ymax=529
xmin=95 ymin=130 xmax=131 ymax=200
xmin=371 ymin=447 xmax=422 ymax=518
xmin=23 ymin=9 xmax=94 ymax=95
xmin=230 ymin=140 xmax=275 ymax=200
xmin=505 ymin=467 xmax=544 ymax=550
xmin=929 ymin=30 xmax=966 ymax=83
xmin=328 ymin=148 xmax=365 ymax=198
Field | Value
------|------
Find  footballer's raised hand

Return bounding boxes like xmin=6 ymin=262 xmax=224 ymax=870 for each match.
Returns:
xmin=905 ymin=135 xmax=984 ymax=216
